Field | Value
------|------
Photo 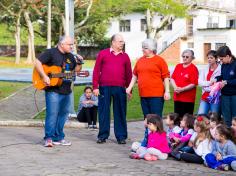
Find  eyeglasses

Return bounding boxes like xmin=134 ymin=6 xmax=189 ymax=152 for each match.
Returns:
xmin=182 ymin=55 xmax=190 ymax=58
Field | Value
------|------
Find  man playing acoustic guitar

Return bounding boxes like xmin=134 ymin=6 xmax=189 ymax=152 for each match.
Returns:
xmin=34 ymin=35 xmax=83 ymax=147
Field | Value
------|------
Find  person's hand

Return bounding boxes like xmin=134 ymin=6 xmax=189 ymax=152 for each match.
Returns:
xmin=164 ymin=91 xmax=171 ymax=100
xmin=173 ymin=137 xmax=180 ymax=143
xmin=216 ymin=152 xmax=222 ymax=161
xmin=74 ymin=53 xmax=84 ymax=64
xmin=93 ymin=89 xmax=99 ymax=96
xmin=220 ymin=80 xmax=227 ymax=89
xmin=43 ymin=75 xmax=50 ymax=86
xmin=174 ymin=87 xmax=184 ymax=94
xmin=188 ymin=141 xmax=193 ymax=147
xmin=126 ymin=87 xmax=132 ymax=100
xmin=210 ymin=79 xmax=216 ymax=85
xmin=82 ymin=100 xmax=89 ymax=105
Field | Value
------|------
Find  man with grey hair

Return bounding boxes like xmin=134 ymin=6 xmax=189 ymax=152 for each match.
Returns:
xmin=34 ymin=35 xmax=83 ymax=147
xmin=93 ymin=34 xmax=132 ymax=144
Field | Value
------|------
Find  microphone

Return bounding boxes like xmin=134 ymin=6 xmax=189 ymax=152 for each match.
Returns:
xmin=72 ymin=53 xmax=84 ymax=65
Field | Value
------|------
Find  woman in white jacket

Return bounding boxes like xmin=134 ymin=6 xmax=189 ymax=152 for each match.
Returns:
xmin=198 ymin=50 xmax=221 ymax=115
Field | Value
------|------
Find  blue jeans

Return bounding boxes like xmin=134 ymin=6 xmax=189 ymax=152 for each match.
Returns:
xmin=221 ymin=95 xmax=236 ymax=127
xmin=44 ymin=91 xmax=70 ymax=141
xmin=140 ymin=97 xmax=164 ymax=118
xmin=205 ymin=153 xmax=236 ymax=169
xmin=98 ymin=86 xmax=127 ymax=141
xmin=198 ymin=100 xmax=220 ymax=115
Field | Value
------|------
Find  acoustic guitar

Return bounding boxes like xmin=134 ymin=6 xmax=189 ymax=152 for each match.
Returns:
xmin=32 ymin=65 xmax=89 ymax=90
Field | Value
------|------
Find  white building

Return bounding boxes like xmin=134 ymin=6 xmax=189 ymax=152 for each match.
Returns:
xmin=106 ymin=1 xmax=236 ymax=63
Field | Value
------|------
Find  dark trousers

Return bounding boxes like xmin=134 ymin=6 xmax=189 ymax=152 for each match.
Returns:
xmin=174 ymin=101 xmax=195 ymax=117
xmin=140 ymin=97 xmax=164 ymax=118
xmin=98 ymin=86 xmax=127 ymax=141
xmin=77 ymin=106 xmax=97 ymax=125
xmin=221 ymin=95 xmax=236 ymax=127
xmin=180 ymin=152 xmax=204 ymax=164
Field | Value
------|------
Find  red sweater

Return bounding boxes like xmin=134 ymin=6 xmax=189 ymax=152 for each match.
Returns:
xmin=92 ymin=48 xmax=132 ymax=89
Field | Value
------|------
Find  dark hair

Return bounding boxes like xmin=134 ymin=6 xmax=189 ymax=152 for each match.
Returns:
xmin=168 ymin=113 xmax=180 ymax=126
xmin=146 ymin=114 xmax=164 ymax=133
xmin=84 ymin=86 xmax=93 ymax=92
xmin=207 ymin=50 xmax=217 ymax=59
xmin=208 ymin=112 xmax=219 ymax=124
xmin=233 ymin=117 xmax=236 ymax=122
xmin=182 ymin=113 xmax=194 ymax=129
xmin=216 ymin=124 xmax=236 ymax=143
xmin=216 ymin=45 xmax=236 ymax=60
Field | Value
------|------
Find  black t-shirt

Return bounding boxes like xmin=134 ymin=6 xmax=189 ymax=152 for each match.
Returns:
xmin=38 ymin=47 xmax=76 ymax=94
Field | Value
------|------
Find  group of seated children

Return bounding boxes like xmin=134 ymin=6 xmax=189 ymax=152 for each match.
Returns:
xmin=130 ymin=113 xmax=236 ymax=172
xmin=77 ymin=86 xmax=98 ymax=129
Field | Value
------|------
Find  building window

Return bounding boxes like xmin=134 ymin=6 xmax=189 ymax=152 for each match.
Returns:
xmin=215 ymin=43 xmax=226 ymax=50
xmin=187 ymin=42 xmax=194 ymax=48
xmin=228 ymin=19 xmax=236 ymax=28
xmin=141 ymin=19 xmax=147 ymax=31
xmin=119 ymin=20 xmax=131 ymax=32
xmin=207 ymin=16 xmax=219 ymax=28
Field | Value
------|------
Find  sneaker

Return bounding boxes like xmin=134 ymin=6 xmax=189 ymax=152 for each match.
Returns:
xmin=88 ymin=125 xmax=93 ymax=129
xmin=44 ymin=139 xmax=53 ymax=147
xmin=93 ymin=125 xmax=98 ymax=129
xmin=144 ymin=154 xmax=158 ymax=161
xmin=217 ymin=164 xmax=229 ymax=171
xmin=129 ymin=153 xmax=140 ymax=159
xmin=53 ymin=139 xmax=72 ymax=146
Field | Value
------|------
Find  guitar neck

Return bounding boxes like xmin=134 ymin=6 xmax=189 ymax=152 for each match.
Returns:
xmin=50 ymin=72 xmax=75 ymax=78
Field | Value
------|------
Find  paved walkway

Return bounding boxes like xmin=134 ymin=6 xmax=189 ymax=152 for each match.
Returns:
xmin=0 ymin=122 xmax=235 ymax=176
xmin=0 ymin=85 xmax=45 ymax=120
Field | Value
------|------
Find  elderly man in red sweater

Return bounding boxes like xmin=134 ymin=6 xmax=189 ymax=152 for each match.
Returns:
xmin=93 ymin=34 xmax=132 ymax=144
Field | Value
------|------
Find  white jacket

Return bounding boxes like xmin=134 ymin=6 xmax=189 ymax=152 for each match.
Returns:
xmin=198 ymin=64 xmax=221 ymax=94
xmin=194 ymin=138 xmax=212 ymax=160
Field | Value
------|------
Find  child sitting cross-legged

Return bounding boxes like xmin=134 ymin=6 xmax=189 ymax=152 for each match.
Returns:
xmin=205 ymin=124 xmax=236 ymax=171
xmin=130 ymin=114 xmax=171 ymax=161
xmin=165 ymin=113 xmax=182 ymax=146
xmin=179 ymin=115 xmax=212 ymax=164
xmin=170 ymin=113 xmax=195 ymax=160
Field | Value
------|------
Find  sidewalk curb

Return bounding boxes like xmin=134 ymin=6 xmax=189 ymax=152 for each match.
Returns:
xmin=0 ymin=120 xmax=87 ymax=128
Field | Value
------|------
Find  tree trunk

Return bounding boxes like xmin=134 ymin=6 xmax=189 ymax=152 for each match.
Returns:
xmin=146 ymin=9 xmax=151 ymax=39
xmin=15 ymin=15 xmax=21 ymax=64
xmin=24 ymin=11 xmax=35 ymax=64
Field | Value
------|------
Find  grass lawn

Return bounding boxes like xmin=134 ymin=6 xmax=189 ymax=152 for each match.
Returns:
xmin=0 ymin=81 xmax=30 ymax=100
xmin=34 ymin=84 xmax=202 ymax=121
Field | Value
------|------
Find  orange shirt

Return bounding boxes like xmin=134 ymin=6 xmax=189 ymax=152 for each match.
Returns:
xmin=133 ymin=55 xmax=170 ymax=97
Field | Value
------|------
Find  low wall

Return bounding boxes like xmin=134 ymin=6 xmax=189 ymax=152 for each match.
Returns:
xmin=0 ymin=45 xmax=100 ymax=59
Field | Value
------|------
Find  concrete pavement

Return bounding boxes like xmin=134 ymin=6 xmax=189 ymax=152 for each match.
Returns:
xmin=0 ymin=121 xmax=235 ymax=176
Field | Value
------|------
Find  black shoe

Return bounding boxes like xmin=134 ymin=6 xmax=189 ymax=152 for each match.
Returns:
xmin=117 ymin=140 xmax=126 ymax=144
xmin=97 ymin=139 xmax=106 ymax=144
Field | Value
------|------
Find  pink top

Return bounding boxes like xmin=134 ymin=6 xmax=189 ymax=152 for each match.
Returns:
xmin=92 ymin=48 xmax=132 ymax=89
xmin=147 ymin=131 xmax=171 ymax=153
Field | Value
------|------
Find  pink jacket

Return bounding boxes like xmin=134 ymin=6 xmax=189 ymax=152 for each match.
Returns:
xmin=147 ymin=132 xmax=171 ymax=153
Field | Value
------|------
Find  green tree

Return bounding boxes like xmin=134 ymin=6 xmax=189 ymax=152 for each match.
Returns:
xmin=131 ymin=0 xmax=194 ymax=39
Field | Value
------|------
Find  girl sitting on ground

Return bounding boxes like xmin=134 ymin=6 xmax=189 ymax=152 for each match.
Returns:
xmin=170 ymin=113 xmax=195 ymax=160
xmin=208 ymin=112 xmax=221 ymax=140
xmin=179 ymin=115 xmax=212 ymax=164
xmin=77 ymin=86 xmax=98 ymax=129
xmin=130 ymin=114 xmax=170 ymax=161
xmin=205 ymin=125 xmax=236 ymax=171
xmin=165 ymin=113 xmax=182 ymax=145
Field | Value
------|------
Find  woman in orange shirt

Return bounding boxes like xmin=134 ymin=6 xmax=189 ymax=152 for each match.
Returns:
xmin=126 ymin=39 xmax=170 ymax=118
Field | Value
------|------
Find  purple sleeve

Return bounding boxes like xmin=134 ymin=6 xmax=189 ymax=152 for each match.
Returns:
xmin=125 ymin=54 xmax=132 ymax=88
